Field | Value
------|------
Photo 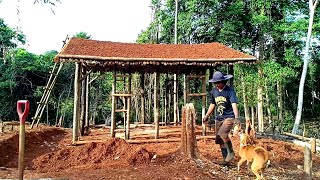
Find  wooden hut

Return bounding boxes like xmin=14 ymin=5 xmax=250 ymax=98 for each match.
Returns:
xmin=54 ymin=38 xmax=256 ymax=143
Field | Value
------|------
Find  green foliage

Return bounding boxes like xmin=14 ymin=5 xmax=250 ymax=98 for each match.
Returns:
xmin=73 ymin=32 xmax=92 ymax=39
xmin=0 ymin=18 xmax=26 ymax=59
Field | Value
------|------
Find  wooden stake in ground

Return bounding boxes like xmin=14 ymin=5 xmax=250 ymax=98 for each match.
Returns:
xmin=304 ymin=145 xmax=312 ymax=177
xmin=310 ymin=138 xmax=316 ymax=154
xmin=181 ymin=103 xmax=199 ymax=159
xmin=17 ymin=100 xmax=30 ymax=180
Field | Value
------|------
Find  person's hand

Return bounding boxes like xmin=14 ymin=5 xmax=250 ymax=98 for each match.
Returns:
xmin=203 ymin=114 xmax=209 ymax=123
xmin=234 ymin=117 xmax=241 ymax=126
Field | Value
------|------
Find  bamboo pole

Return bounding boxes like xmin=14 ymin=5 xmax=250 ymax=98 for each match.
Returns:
xmin=72 ymin=62 xmax=80 ymax=143
xmin=154 ymin=72 xmax=160 ymax=139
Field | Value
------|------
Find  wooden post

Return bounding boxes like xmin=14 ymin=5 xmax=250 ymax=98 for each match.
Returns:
xmin=304 ymin=145 xmax=312 ymax=177
xmin=125 ymin=73 xmax=132 ymax=140
xmin=201 ymin=74 xmax=206 ymax=136
xmin=72 ymin=62 xmax=81 ymax=143
xmin=111 ymin=71 xmax=116 ymax=138
xmin=140 ymin=73 xmax=145 ymax=124
xmin=181 ymin=106 xmax=187 ymax=154
xmin=310 ymin=138 xmax=316 ymax=154
xmin=164 ymin=79 xmax=168 ymax=125
xmin=181 ymin=103 xmax=198 ymax=159
xmin=186 ymin=103 xmax=196 ymax=158
xmin=154 ymin=72 xmax=160 ymax=139
xmin=80 ymin=65 xmax=86 ymax=135
xmin=85 ymin=72 xmax=89 ymax=127
xmin=174 ymin=74 xmax=178 ymax=125
xmin=184 ymin=75 xmax=190 ymax=105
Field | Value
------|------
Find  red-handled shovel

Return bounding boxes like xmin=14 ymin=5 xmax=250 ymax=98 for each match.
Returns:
xmin=17 ymin=100 xmax=30 ymax=180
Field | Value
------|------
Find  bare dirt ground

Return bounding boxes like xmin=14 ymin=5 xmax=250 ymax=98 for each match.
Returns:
xmin=0 ymin=124 xmax=319 ymax=180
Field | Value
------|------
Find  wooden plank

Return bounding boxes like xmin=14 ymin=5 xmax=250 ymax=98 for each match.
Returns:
xmin=112 ymin=93 xmax=132 ymax=97
xmin=188 ymin=93 xmax=207 ymax=97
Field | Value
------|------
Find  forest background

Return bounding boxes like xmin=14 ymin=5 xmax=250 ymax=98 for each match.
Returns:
xmin=0 ymin=0 xmax=319 ymax=137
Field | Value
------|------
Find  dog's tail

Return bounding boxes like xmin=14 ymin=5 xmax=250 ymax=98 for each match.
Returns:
xmin=254 ymin=147 xmax=269 ymax=165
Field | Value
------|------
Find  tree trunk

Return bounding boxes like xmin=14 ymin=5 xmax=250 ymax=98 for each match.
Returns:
xmin=241 ymin=72 xmax=250 ymax=121
xmin=251 ymin=106 xmax=255 ymax=129
xmin=277 ymin=81 xmax=283 ymax=132
xmin=265 ymin=84 xmax=272 ymax=126
xmin=293 ymin=0 xmax=318 ymax=134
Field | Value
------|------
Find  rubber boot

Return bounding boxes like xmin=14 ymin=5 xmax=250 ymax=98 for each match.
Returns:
xmin=221 ymin=148 xmax=228 ymax=160
xmin=225 ymin=141 xmax=234 ymax=162
xmin=218 ymin=147 xmax=228 ymax=165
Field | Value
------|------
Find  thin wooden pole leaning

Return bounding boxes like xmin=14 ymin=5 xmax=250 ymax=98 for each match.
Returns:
xmin=72 ymin=62 xmax=81 ymax=143
xmin=154 ymin=72 xmax=160 ymax=139
xmin=111 ymin=71 xmax=116 ymax=138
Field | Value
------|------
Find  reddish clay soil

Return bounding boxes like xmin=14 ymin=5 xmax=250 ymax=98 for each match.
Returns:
xmin=0 ymin=125 xmax=319 ymax=180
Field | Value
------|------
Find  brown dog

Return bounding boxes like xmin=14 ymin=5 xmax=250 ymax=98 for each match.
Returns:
xmin=245 ymin=119 xmax=256 ymax=139
xmin=238 ymin=133 xmax=269 ymax=180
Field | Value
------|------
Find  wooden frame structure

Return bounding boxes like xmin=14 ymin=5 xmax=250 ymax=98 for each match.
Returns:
xmin=54 ymin=38 xmax=256 ymax=143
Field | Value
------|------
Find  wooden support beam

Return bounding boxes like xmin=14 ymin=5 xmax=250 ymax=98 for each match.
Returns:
xmin=80 ymin=65 xmax=86 ymax=135
xmin=78 ymin=69 xmax=92 ymax=83
xmin=115 ymin=109 xmax=127 ymax=113
xmin=72 ymin=62 xmax=81 ymax=143
xmin=112 ymin=93 xmax=132 ymax=97
xmin=154 ymin=72 xmax=160 ymax=139
xmin=85 ymin=73 xmax=89 ymax=127
xmin=187 ymin=93 xmax=207 ymax=97
xmin=125 ymin=73 xmax=132 ymax=140
xmin=110 ymin=71 xmax=116 ymax=138
xmin=174 ymin=74 xmax=178 ymax=125
xmin=201 ymin=75 xmax=207 ymax=136
xmin=140 ymin=74 xmax=145 ymax=124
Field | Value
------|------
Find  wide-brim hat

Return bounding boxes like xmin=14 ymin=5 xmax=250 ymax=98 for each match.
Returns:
xmin=208 ymin=71 xmax=233 ymax=83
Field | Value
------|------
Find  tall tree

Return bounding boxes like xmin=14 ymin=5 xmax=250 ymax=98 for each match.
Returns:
xmin=293 ymin=0 xmax=319 ymax=134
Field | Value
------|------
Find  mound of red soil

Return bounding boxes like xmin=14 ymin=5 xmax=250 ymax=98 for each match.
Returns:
xmin=0 ymin=126 xmax=67 ymax=168
xmin=32 ymin=138 xmax=155 ymax=173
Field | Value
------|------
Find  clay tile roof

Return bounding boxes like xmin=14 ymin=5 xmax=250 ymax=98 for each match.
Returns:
xmin=55 ymin=38 xmax=256 ymax=74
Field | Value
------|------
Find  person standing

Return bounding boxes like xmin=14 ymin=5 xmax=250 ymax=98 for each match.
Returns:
xmin=203 ymin=71 xmax=241 ymax=165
